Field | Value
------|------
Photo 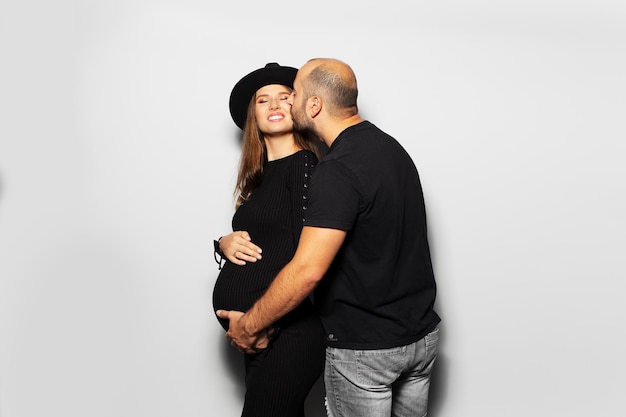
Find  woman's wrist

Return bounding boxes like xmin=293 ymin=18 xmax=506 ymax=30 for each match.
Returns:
xmin=213 ymin=236 xmax=225 ymax=268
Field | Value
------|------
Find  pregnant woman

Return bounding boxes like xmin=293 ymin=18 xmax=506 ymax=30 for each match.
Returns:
xmin=212 ymin=62 xmax=325 ymax=417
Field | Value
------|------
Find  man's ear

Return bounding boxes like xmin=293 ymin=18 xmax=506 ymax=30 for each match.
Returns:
xmin=309 ymin=96 xmax=322 ymax=118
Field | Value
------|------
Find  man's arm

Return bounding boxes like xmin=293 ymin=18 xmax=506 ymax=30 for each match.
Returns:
xmin=216 ymin=226 xmax=346 ymax=353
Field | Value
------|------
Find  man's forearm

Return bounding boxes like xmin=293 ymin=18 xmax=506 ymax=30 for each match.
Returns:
xmin=242 ymin=260 xmax=319 ymax=334
xmin=220 ymin=227 xmax=345 ymax=352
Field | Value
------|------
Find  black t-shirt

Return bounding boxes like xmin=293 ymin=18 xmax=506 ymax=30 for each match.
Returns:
xmin=305 ymin=121 xmax=440 ymax=349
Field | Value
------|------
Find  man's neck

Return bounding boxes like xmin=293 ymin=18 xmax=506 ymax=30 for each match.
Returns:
xmin=322 ymin=115 xmax=364 ymax=148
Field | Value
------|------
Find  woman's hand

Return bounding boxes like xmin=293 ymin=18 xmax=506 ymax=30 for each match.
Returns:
xmin=219 ymin=231 xmax=262 ymax=265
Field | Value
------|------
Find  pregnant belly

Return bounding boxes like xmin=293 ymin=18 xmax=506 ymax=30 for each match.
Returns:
xmin=212 ymin=263 xmax=272 ymax=331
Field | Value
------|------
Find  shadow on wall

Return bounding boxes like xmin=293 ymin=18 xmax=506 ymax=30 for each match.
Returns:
xmin=305 ymin=376 xmax=326 ymax=416
xmin=429 ymin=324 xmax=448 ymax=417
xmin=218 ymin=334 xmax=246 ymax=400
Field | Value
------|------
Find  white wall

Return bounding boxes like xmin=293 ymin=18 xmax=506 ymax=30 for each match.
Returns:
xmin=1 ymin=1 xmax=624 ymax=416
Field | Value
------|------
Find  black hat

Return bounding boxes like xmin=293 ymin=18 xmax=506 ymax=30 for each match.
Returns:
xmin=229 ymin=62 xmax=298 ymax=130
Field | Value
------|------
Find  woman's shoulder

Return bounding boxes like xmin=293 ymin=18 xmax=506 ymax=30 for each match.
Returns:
xmin=284 ymin=149 xmax=317 ymax=180
xmin=293 ymin=149 xmax=318 ymax=164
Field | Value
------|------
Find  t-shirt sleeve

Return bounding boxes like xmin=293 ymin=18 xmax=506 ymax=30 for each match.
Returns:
xmin=304 ymin=159 xmax=361 ymax=231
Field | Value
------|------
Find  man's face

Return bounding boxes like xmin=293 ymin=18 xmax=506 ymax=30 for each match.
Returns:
xmin=288 ymin=72 xmax=315 ymax=135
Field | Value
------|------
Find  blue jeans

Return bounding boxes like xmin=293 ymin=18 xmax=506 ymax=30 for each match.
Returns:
xmin=324 ymin=328 xmax=439 ymax=417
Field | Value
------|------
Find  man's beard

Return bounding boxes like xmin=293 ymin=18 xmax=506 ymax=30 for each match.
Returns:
xmin=291 ymin=106 xmax=317 ymax=137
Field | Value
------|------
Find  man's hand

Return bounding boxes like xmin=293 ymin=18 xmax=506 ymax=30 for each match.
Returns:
xmin=216 ymin=309 xmax=269 ymax=354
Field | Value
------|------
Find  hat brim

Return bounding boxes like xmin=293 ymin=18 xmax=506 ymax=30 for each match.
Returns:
xmin=229 ymin=63 xmax=298 ymax=130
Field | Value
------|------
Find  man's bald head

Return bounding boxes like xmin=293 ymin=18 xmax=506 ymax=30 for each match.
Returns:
xmin=299 ymin=58 xmax=359 ymax=117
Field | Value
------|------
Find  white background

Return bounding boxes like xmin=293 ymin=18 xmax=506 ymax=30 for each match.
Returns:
xmin=1 ymin=1 xmax=624 ymax=416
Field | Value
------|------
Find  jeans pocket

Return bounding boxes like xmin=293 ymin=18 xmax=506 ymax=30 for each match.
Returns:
xmin=355 ymin=346 xmax=406 ymax=386
xmin=425 ymin=327 xmax=440 ymax=348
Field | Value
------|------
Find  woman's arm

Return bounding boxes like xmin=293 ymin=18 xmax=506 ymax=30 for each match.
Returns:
xmin=216 ymin=231 xmax=263 ymax=266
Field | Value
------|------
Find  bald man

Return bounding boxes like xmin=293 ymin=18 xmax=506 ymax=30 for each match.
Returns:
xmin=218 ymin=58 xmax=441 ymax=417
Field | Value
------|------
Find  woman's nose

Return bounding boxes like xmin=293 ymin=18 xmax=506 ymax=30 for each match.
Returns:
xmin=269 ymin=99 xmax=280 ymax=109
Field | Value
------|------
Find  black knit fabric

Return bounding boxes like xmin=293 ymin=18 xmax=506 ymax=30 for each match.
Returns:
xmin=213 ymin=150 xmax=325 ymax=417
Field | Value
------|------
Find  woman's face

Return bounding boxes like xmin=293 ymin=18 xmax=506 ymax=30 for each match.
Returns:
xmin=254 ymin=84 xmax=293 ymax=136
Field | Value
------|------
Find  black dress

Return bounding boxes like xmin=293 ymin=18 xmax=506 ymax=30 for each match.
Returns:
xmin=213 ymin=150 xmax=325 ymax=417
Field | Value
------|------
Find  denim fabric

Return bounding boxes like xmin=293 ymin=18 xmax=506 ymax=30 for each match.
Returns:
xmin=324 ymin=328 xmax=439 ymax=417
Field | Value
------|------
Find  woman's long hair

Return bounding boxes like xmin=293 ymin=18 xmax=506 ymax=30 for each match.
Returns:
xmin=234 ymin=92 xmax=320 ymax=208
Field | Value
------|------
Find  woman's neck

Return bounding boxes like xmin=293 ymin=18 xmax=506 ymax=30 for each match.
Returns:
xmin=264 ymin=134 xmax=301 ymax=161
